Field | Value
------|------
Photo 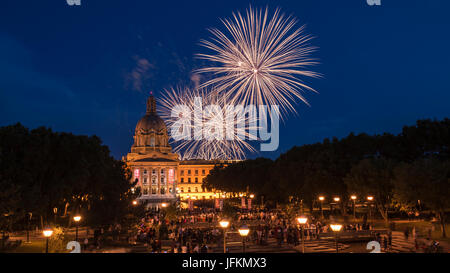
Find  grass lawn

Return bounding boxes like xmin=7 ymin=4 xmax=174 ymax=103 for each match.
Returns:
xmin=372 ymin=220 xmax=450 ymax=244
xmin=394 ymin=221 xmax=449 ymax=243
xmin=10 ymin=240 xmax=46 ymax=253
xmin=10 ymin=239 xmax=70 ymax=253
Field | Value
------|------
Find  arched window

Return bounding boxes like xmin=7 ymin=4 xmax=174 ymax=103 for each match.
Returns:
xmin=150 ymin=136 xmax=155 ymax=147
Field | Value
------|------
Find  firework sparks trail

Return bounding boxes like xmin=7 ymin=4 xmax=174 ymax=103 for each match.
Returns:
xmin=195 ymin=6 xmax=320 ymax=118
xmin=158 ymin=86 xmax=259 ymax=160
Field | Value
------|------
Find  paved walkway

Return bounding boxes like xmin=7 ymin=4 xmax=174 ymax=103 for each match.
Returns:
xmin=293 ymin=240 xmax=349 ymax=253
xmin=387 ymin=231 xmax=449 ymax=253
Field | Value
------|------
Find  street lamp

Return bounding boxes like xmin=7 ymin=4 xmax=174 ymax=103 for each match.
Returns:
xmin=296 ymin=216 xmax=308 ymax=253
xmin=318 ymin=196 xmax=325 ymax=219
xmin=161 ymin=202 xmax=168 ymax=208
xmin=351 ymin=195 xmax=357 ymax=219
xmin=238 ymin=225 xmax=250 ymax=253
xmin=73 ymin=215 xmax=81 ymax=242
xmin=219 ymin=220 xmax=230 ymax=253
xmin=43 ymin=228 xmax=53 ymax=253
xmin=132 ymin=200 xmax=138 ymax=206
xmin=367 ymin=196 xmax=374 ymax=223
xmin=330 ymin=224 xmax=343 ymax=253
xmin=332 ymin=197 xmax=340 ymax=215
xmin=249 ymin=194 xmax=255 ymax=199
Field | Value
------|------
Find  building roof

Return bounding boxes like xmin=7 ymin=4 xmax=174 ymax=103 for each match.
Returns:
xmin=134 ymin=157 xmax=177 ymax=162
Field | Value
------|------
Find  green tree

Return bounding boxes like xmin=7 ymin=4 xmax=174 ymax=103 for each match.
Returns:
xmin=344 ymin=157 xmax=396 ymax=224
xmin=394 ymin=158 xmax=449 ymax=238
xmin=0 ymin=123 xmax=137 ymax=233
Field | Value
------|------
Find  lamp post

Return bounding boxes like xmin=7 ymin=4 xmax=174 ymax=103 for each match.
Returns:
xmin=351 ymin=195 xmax=357 ymax=219
xmin=238 ymin=225 xmax=250 ymax=253
xmin=43 ymin=228 xmax=53 ymax=253
xmin=53 ymin=207 xmax=58 ymax=225
xmin=367 ymin=196 xmax=374 ymax=224
xmin=73 ymin=215 xmax=81 ymax=242
xmin=330 ymin=224 xmax=343 ymax=253
xmin=318 ymin=196 xmax=325 ymax=219
xmin=296 ymin=216 xmax=308 ymax=253
xmin=219 ymin=220 xmax=230 ymax=253
xmin=333 ymin=197 xmax=340 ymax=215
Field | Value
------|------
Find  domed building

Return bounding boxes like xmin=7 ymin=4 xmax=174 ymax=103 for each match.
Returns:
xmin=125 ymin=93 xmax=239 ymax=209
xmin=125 ymin=94 xmax=179 ymax=207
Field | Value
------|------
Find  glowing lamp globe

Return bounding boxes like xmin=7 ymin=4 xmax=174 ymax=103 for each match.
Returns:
xmin=238 ymin=225 xmax=250 ymax=237
xmin=297 ymin=216 xmax=308 ymax=225
xmin=330 ymin=224 xmax=343 ymax=232
xmin=43 ymin=229 xmax=53 ymax=238
xmin=219 ymin=220 xmax=230 ymax=229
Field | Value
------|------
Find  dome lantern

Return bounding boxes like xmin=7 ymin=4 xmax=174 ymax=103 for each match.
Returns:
xmin=146 ymin=92 xmax=157 ymax=114
xmin=131 ymin=92 xmax=170 ymax=153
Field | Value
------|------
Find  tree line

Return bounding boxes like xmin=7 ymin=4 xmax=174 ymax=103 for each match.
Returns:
xmin=0 ymin=123 xmax=138 ymax=234
xmin=204 ymin=119 xmax=450 ymax=237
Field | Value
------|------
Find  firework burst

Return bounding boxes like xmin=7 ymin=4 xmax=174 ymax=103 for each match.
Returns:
xmin=196 ymin=6 xmax=320 ymax=117
xmin=158 ymin=86 xmax=258 ymax=160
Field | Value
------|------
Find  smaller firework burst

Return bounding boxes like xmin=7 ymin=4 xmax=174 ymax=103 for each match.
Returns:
xmin=158 ymin=86 xmax=259 ymax=160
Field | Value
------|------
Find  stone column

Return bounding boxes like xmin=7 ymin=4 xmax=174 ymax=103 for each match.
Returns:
xmin=157 ymin=167 xmax=160 ymax=196
xmin=160 ymin=167 xmax=165 ymax=195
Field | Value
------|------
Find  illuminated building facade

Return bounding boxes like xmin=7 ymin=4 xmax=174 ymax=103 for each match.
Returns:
xmin=124 ymin=94 xmax=237 ymax=208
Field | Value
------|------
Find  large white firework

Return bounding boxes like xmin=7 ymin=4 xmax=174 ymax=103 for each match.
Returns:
xmin=196 ymin=6 xmax=320 ymax=116
xmin=158 ymin=86 xmax=258 ymax=160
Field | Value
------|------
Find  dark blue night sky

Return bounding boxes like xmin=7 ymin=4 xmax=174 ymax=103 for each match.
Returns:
xmin=1 ymin=0 xmax=449 ymax=160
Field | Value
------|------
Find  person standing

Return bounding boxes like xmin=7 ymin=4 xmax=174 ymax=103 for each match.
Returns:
xmin=83 ymin=238 xmax=88 ymax=251
xmin=404 ymin=229 xmax=409 ymax=240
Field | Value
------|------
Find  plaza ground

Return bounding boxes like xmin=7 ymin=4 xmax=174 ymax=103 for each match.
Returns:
xmin=5 ymin=219 xmax=449 ymax=253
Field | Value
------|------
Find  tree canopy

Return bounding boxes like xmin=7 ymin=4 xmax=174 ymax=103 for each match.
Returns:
xmin=0 ymin=123 xmax=137 ymax=232
xmin=203 ymin=118 xmax=450 ymax=232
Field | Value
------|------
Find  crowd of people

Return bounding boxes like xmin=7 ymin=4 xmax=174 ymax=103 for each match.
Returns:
xmin=132 ymin=208 xmax=381 ymax=253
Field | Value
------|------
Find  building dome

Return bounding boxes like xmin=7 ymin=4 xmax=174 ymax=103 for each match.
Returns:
xmin=135 ymin=113 xmax=167 ymax=134
xmin=131 ymin=94 xmax=170 ymax=151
